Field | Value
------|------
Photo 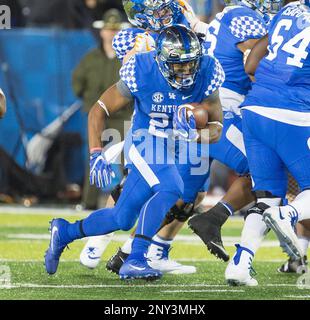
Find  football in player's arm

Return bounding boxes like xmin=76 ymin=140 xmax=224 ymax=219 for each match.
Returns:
xmin=88 ymin=80 xmax=223 ymax=153
xmin=0 ymin=88 xmax=6 ymax=119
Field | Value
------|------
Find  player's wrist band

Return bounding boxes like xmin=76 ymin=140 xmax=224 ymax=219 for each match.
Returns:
xmin=208 ymin=121 xmax=223 ymax=128
xmin=90 ymin=147 xmax=102 ymax=154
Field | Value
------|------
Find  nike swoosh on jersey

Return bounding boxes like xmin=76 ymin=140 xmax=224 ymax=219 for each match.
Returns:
xmin=182 ymin=95 xmax=192 ymax=100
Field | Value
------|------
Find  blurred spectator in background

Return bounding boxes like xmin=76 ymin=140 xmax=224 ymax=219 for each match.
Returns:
xmin=18 ymin=0 xmax=125 ymax=29
xmin=72 ymin=9 xmax=132 ymax=210
xmin=0 ymin=88 xmax=6 ymax=119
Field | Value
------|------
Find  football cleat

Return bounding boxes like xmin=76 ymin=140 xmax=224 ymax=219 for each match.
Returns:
xmin=44 ymin=218 xmax=71 ymax=275
xmin=119 ymin=258 xmax=162 ymax=281
xmin=188 ymin=213 xmax=229 ymax=262
xmin=80 ymin=234 xmax=114 ymax=269
xmin=225 ymin=244 xmax=258 ymax=286
xmin=278 ymin=256 xmax=308 ymax=274
xmin=147 ymin=242 xmax=196 ymax=274
xmin=263 ymin=206 xmax=303 ymax=260
xmin=106 ymin=248 xmax=129 ymax=275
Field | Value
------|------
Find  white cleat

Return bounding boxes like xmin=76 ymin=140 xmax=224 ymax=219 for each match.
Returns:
xmin=225 ymin=244 xmax=258 ymax=286
xmin=263 ymin=206 xmax=303 ymax=260
xmin=147 ymin=242 xmax=196 ymax=275
xmin=80 ymin=233 xmax=114 ymax=269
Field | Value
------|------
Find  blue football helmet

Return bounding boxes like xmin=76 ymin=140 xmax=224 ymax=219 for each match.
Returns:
xmin=123 ymin=0 xmax=182 ymax=31
xmin=156 ymin=25 xmax=202 ymax=90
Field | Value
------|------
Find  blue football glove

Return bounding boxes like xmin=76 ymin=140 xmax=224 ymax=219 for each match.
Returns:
xmin=89 ymin=150 xmax=115 ymax=189
xmin=173 ymin=104 xmax=199 ymax=142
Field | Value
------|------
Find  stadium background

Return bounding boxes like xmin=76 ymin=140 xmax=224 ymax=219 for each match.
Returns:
xmin=0 ymin=0 xmax=309 ymax=300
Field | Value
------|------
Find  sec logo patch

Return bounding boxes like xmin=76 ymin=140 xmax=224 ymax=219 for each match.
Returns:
xmin=152 ymin=92 xmax=164 ymax=103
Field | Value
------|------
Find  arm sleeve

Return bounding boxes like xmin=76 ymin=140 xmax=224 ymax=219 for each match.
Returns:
xmin=229 ymin=16 xmax=267 ymax=43
xmin=116 ymin=79 xmax=134 ymax=100
xmin=119 ymin=56 xmax=139 ymax=93
xmin=204 ymin=58 xmax=225 ymax=98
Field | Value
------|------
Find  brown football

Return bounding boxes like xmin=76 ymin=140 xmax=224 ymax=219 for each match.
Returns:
xmin=182 ymin=103 xmax=209 ymax=129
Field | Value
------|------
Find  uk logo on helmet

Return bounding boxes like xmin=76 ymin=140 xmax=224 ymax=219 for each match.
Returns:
xmin=152 ymin=92 xmax=164 ymax=103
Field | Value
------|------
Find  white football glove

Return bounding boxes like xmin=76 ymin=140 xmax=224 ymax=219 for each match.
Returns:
xmin=134 ymin=32 xmax=156 ymax=53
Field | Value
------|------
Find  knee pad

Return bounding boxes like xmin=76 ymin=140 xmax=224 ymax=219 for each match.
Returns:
xmin=165 ymin=202 xmax=195 ymax=223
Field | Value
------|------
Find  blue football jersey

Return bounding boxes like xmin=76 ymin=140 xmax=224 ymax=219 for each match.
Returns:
xmin=112 ymin=15 xmax=190 ymax=62
xmin=203 ymin=5 xmax=267 ymax=95
xmin=119 ymin=51 xmax=225 ymax=138
xmin=242 ymin=2 xmax=310 ymax=112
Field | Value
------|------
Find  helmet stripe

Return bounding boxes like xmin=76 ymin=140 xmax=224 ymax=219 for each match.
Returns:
xmin=176 ymin=25 xmax=191 ymax=54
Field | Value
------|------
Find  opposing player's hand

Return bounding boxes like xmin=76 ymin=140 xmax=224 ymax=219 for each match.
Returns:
xmin=89 ymin=150 xmax=115 ymax=189
xmin=173 ymin=105 xmax=199 ymax=142
xmin=134 ymin=32 xmax=156 ymax=53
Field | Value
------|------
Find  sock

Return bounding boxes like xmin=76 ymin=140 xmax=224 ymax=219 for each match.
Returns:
xmin=130 ymin=237 xmax=151 ymax=260
xmin=152 ymin=235 xmax=173 ymax=246
xmin=239 ymin=198 xmax=281 ymax=254
xmin=132 ymin=190 xmax=179 ymax=259
xmin=136 ymin=191 xmax=179 ymax=239
xmin=298 ymin=237 xmax=309 ymax=257
xmin=66 ymin=220 xmax=84 ymax=242
xmin=202 ymin=202 xmax=232 ymax=227
xmin=219 ymin=201 xmax=235 ymax=216
xmin=290 ymin=190 xmax=310 ymax=221
xmin=240 ymin=213 xmax=268 ymax=254
xmin=121 ymin=237 xmax=134 ymax=254
xmin=69 ymin=208 xmax=118 ymax=239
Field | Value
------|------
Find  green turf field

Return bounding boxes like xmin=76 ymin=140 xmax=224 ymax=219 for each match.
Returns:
xmin=0 ymin=209 xmax=309 ymax=300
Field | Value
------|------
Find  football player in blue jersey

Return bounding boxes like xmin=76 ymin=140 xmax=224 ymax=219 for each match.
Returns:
xmin=79 ymin=0 xmax=207 ymax=275
xmin=84 ymin=0 xmax=277 ymax=274
xmin=44 ymin=25 xmax=224 ymax=280
xmin=186 ymin=0 xmax=274 ymax=282
xmin=225 ymin=0 xmax=310 ymax=286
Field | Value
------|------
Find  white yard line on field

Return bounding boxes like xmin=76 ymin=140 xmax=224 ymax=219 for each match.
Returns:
xmin=0 ymin=283 xmax=303 ymax=290
xmin=0 ymin=205 xmax=89 ymax=217
xmin=161 ymin=289 xmax=245 ymax=293
xmin=284 ymin=295 xmax=310 ymax=299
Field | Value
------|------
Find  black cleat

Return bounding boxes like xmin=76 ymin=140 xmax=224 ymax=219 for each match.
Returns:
xmin=106 ymin=248 xmax=129 ymax=275
xmin=278 ymin=256 xmax=308 ymax=274
xmin=188 ymin=212 xmax=230 ymax=262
